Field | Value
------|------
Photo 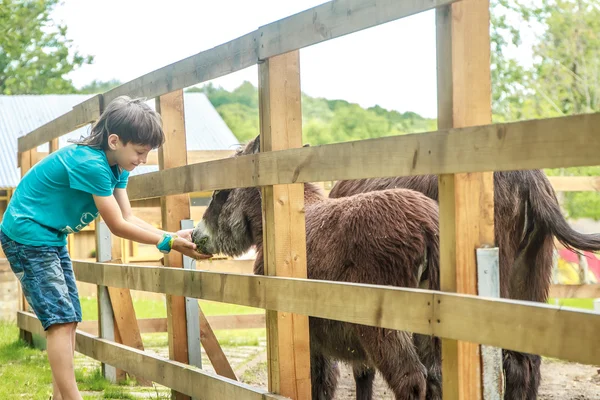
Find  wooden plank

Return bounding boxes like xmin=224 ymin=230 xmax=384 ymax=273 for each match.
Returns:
xmin=103 ymin=32 xmax=257 ymax=105
xmin=49 ymin=138 xmax=59 ymax=153
xmin=199 ymin=309 xmax=238 ymax=380
xmin=258 ymin=0 xmax=458 ymax=59
xmin=258 ymin=50 xmax=311 ymax=398
xmin=181 ymin=219 xmax=203 ymax=378
xmin=124 ymin=112 xmax=600 ymax=201
xmin=17 ymin=311 xmax=288 ymax=400
xmin=476 ymin=248 xmax=504 ymax=400
xmin=107 ymin=286 xmax=152 ymax=386
xmin=549 ymin=284 xmax=600 ymax=299
xmin=17 ymin=95 xmax=101 ymax=153
xmin=108 ymin=230 xmax=128 ymax=382
xmin=146 ymin=150 xmax=236 ymax=166
xmin=548 ymin=176 xmax=600 ymax=192
xmin=95 ymin=220 xmax=117 ymax=382
xmin=71 ymin=261 xmax=600 ymax=366
xmin=156 ymin=89 xmax=191 ymax=400
xmin=436 ymin=0 xmax=494 ymax=398
xmin=92 ymin=0 xmax=454 ymax=106
xmin=17 ymin=149 xmax=36 ymax=345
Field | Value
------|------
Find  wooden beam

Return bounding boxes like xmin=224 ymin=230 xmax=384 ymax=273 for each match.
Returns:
xmin=547 ymin=176 xmax=600 ymax=192
xmin=18 ymin=95 xmax=101 ymax=153
xmin=549 ymin=283 xmax=600 ymax=299
xmin=259 ymin=50 xmax=311 ymax=398
xmin=17 ymin=311 xmax=288 ymax=400
xmin=107 ymin=286 xmax=152 ymax=385
xmin=17 ymin=149 xmax=36 ymax=345
xmin=96 ymin=0 xmax=456 ymax=106
xmin=436 ymin=1 xmax=493 ymax=398
xmin=49 ymin=138 xmax=59 ymax=153
xmin=124 ymin=112 xmax=600 ymax=201
xmin=156 ymin=89 xmax=192 ymax=400
xmin=257 ymin=0 xmax=458 ymax=59
xmin=146 ymin=150 xmax=236 ymax=166
xmin=199 ymin=309 xmax=238 ymax=380
xmin=71 ymin=261 xmax=600 ymax=366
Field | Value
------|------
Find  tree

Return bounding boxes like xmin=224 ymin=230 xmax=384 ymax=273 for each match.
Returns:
xmin=0 ymin=0 xmax=93 ymax=94
xmin=491 ymin=0 xmax=600 ymax=120
xmin=491 ymin=0 xmax=600 ymax=220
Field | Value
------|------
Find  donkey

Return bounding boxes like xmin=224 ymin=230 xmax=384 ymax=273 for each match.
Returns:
xmin=192 ymin=135 xmax=443 ymax=400
xmin=329 ymin=171 xmax=600 ymax=399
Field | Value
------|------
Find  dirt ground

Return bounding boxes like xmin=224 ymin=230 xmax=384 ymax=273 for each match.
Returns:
xmin=240 ymin=354 xmax=599 ymax=399
xmin=327 ymin=359 xmax=600 ymax=399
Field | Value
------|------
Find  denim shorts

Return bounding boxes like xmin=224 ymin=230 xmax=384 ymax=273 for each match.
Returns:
xmin=0 ymin=229 xmax=82 ymax=330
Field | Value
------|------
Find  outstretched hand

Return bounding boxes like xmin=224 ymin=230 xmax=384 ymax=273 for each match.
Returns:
xmin=171 ymin=237 xmax=211 ymax=260
xmin=176 ymin=228 xmax=194 ymax=242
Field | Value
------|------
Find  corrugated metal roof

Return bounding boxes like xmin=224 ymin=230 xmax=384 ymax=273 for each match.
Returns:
xmin=0 ymin=93 xmax=241 ymax=188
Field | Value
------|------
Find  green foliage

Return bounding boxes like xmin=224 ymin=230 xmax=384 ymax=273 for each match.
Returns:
xmin=491 ymin=0 xmax=600 ymax=219
xmin=0 ymin=0 xmax=93 ymax=94
xmin=188 ymin=81 xmax=436 ymax=146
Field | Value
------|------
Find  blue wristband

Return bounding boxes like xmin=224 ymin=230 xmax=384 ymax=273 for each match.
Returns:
xmin=157 ymin=233 xmax=175 ymax=254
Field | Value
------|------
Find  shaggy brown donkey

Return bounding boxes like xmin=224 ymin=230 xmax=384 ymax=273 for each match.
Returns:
xmin=192 ymin=136 xmax=443 ymax=400
xmin=329 ymin=171 xmax=600 ymax=400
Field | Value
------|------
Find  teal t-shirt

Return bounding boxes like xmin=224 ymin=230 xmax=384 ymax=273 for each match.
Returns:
xmin=1 ymin=144 xmax=129 ymax=247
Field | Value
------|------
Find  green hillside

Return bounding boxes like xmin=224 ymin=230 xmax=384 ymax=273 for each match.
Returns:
xmin=187 ymin=81 xmax=436 ymax=146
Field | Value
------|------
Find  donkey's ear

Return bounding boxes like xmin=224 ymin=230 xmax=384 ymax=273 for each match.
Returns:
xmin=251 ymin=135 xmax=261 ymax=154
xmin=303 ymin=143 xmax=310 ymax=147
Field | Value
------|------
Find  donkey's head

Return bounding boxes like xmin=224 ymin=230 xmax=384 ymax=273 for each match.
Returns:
xmin=191 ymin=136 xmax=263 ymax=257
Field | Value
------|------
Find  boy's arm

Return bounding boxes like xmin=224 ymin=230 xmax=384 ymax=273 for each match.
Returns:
xmin=113 ymin=188 xmax=194 ymax=242
xmin=93 ymin=193 xmax=209 ymax=259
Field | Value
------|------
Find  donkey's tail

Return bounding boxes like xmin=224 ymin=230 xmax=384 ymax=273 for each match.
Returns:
xmin=527 ymin=170 xmax=600 ymax=252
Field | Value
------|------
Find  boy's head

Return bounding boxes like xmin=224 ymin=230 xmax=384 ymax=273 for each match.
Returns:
xmin=72 ymin=95 xmax=165 ymax=171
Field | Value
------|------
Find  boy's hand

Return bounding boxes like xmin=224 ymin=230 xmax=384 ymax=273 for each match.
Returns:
xmin=175 ymin=228 xmax=194 ymax=242
xmin=171 ymin=237 xmax=212 ymax=260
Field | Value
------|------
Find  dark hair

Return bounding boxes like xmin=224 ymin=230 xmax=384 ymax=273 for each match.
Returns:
xmin=69 ymin=96 xmax=164 ymax=150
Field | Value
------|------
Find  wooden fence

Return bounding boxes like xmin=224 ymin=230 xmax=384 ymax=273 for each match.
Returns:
xmin=13 ymin=0 xmax=600 ymax=399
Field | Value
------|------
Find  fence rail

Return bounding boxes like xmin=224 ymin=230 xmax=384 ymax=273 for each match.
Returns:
xmin=12 ymin=0 xmax=600 ymax=398
xmin=123 ymin=113 xmax=600 ymax=201
xmin=17 ymin=311 xmax=286 ymax=400
xmin=69 ymin=261 xmax=600 ymax=366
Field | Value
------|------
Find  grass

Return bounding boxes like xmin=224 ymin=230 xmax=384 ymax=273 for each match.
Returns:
xmin=546 ymin=297 xmax=596 ymax=310
xmin=79 ymin=296 xmax=264 ymax=321
xmin=80 ymin=296 xmax=266 ymax=348
xmin=0 ymin=296 xmax=266 ymax=398
xmin=0 ymin=321 xmax=157 ymax=399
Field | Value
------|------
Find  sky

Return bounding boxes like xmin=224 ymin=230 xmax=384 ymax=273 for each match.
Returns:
xmin=50 ymin=0 xmax=535 ymax=119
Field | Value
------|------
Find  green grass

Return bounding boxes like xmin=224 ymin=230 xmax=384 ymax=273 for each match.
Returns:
xmin=547 ymin=297 xmax=595 ymax=310
xmin=0 ymin=322 xmax=54 ymax=399
xmin=1 ymin=296 xmax=266 ymax=398
xmin=80 ymin=296 xmax=263 ymax=321
xmin=0 ymin=322 xmax=168 ymax=399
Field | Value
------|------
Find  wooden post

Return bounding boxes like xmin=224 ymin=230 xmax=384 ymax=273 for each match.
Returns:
xmin=17 ymin=149 xmax=36 ymax=345
xmin=181 ymin=218 xmax=202 ymax=375
xmin=157 ymin=89 xmax=191 ymax=400
xmin=258 ymin=50 xmax=312 ymax=399
xmin=96 ymin=220 xmax=118 ymax=383
xmin=436 ymin=1 xmax=494 ymax=399
xmin=477 ymin=248 xmax=504 ymax=400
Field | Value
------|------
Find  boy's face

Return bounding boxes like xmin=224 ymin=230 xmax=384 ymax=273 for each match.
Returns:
xmin=113 ymin=141 xmax=152 ymax=171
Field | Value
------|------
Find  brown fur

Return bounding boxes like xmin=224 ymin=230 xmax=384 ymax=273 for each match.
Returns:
xmin=192 ymin=136 xmax=443 ymax=399
xmin=329 ymin=171 xmax=600 ymax=399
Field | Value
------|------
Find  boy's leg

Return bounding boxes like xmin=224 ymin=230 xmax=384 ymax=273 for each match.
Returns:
xmin=0 ymin=234 xmax=83 ymax=400
xmin=52 ymin=375 xmax=62 ymax=400
xmin=47 ymin=323 xmax=81 ymax=400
